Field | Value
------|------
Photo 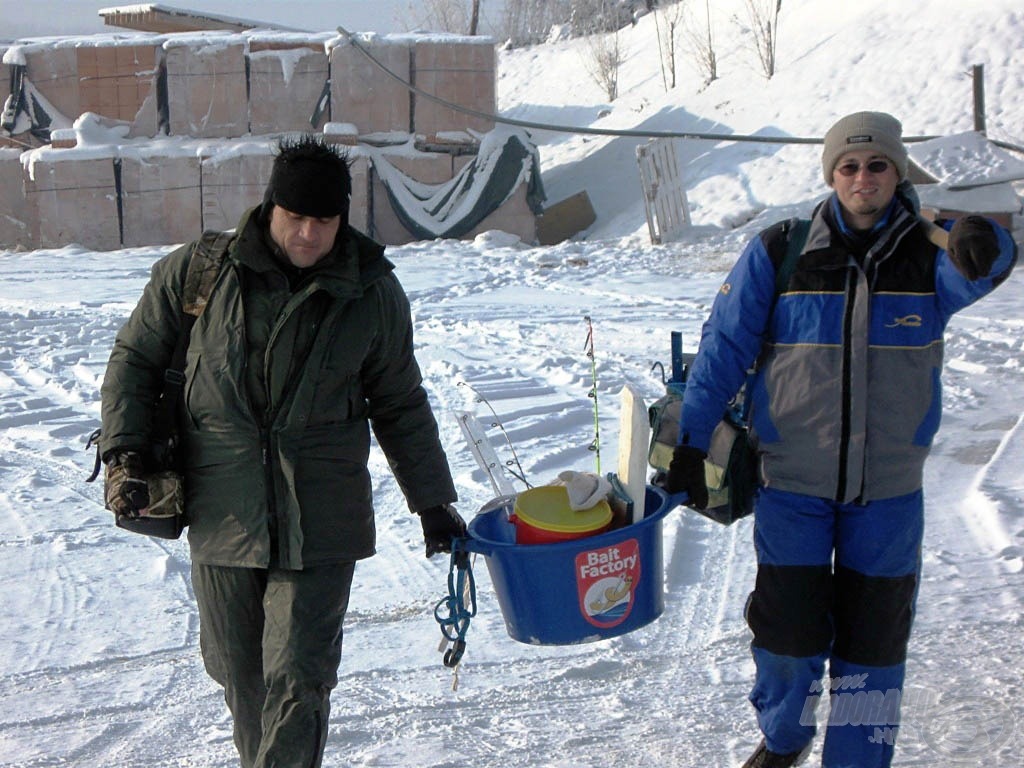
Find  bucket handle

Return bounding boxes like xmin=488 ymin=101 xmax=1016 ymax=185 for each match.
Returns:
xmin=458 ymin=534 xmax=494 ymax=557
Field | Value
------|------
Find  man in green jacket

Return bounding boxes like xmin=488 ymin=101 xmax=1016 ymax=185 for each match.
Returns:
xmin=100 ymin=136 xmax=466 ymax=767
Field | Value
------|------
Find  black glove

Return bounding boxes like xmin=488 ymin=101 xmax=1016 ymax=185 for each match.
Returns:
xmin=665 ymin=445 xmax=709 ymax=510
xmin=104 ymin=451 xmax=150 ymax=518
xmin=418 ymin=503 xmax=467 ymax=558
xmin=948 ymin=215 xmax=999 ymax=281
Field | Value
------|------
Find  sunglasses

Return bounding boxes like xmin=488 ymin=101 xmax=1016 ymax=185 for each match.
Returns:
xmin=835 ymin=159 xmax=891 ymax=177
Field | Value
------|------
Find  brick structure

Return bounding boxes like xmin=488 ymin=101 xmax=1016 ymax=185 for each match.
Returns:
xmin=24 ymin=148 xmax=121 ymax=250
xmin=0 ymin=31 xmax=538 ymax=251
xmin=77 ymin=43 xmax=160 ymax=124
xmin=0 ymin=148 xmax=32 ymax=249
xmin=247 ymin=36 xmax=332 ymax=135
xmin=412 ymin=37 xmax=496 ymax=136
xmin=164 ymin=37 xmax=249 ymax=138
xmin=118 ymin=150 xmax=203 ymax=246
xmin=330 ymin=36 xmax=413 ymax=135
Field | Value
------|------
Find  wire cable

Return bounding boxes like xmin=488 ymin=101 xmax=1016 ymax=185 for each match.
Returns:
xmin=334 ymin=26 xmax=954 ymax=147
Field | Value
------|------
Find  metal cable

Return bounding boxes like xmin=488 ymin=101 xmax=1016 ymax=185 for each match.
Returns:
xmin=335 ymin=26 xmax=953 ymax=146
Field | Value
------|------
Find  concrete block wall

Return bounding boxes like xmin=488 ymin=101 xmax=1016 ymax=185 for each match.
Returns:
xmin=198 ymin=147 xmax=274 ymax=233
xmin=118 ymin=151 xmax=202 ymax=246
xmin=0 ymin=32 xmax=529 ymax=251
xmin=412 ymin=38 xmax=496 ymax=136
xmin=369 ymin=147 xmax=536 ymax=246
xmin=77 ymin=43 xmax=160 ymax=124
xmin=0 ymin=148 xmax=32 ymax=249
xmin=4 ymin=31 xmax=497 ymax=140
xmin=330 ymin=37 xmax=412 ymax=134
xmin=1 ymin=139 xmax=534 ymax=250
xmin=24 ymin=149 xmax=121 ymax=250
xmin=463 ymin=182 xmax=537 ymax=243
xmin=22 ymin=45 xmax=79 ymax=127
xmin=164 ymin=38 xmax=249 ymax=138
xmin=248 ymin=40 xmax=330 ymax=135
xmin=347 ymin=154 xmax=371 ymax=234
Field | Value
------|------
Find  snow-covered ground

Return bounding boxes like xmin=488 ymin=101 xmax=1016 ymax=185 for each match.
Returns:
xmin=1 ymin=1 xmax=1023 ymax=766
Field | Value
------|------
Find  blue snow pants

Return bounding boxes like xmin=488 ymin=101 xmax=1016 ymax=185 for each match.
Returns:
xmin=745 ymin=487 xmax=924 ymax=768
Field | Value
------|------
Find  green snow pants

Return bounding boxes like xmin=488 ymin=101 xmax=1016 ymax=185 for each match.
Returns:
xmin=192 ymin=561 xmax=356 ymax=768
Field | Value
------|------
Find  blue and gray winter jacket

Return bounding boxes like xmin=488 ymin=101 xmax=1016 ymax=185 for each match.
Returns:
xmin=679 ymin=192 xmax=1017 ymax=503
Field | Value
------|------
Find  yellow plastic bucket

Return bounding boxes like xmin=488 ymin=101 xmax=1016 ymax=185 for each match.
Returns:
xmin=510 ymin=485 xmax=613 ymax=545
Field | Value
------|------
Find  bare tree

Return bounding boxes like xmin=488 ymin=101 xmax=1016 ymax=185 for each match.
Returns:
xmin=469 ymin=0 xmax=481 ymax=35
xmin=406 ymin=0 xmax=466 ymax=32
xmin=684 ymin=0 xmax=717 ymax=86
xmin=502 ymin=0 xmax=574 ymax=47
xmin=653 ymin=1 xmax=687 ymax=90
xmin=582 ymin=23 xmax=624 ymax=101
xmin=740 ymin=0 xmax=781 ymax=79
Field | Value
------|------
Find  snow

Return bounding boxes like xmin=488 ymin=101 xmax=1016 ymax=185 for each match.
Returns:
xmin=2 ymin=1 xmax=1023 ymax=767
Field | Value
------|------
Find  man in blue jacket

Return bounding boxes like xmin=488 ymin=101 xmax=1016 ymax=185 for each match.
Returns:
xmin=666 ymin=111 xmax=1018 ymax=768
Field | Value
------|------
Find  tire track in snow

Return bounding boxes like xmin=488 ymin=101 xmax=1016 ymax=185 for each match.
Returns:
xmin=373 ymin=244 xmax=762 ymax=766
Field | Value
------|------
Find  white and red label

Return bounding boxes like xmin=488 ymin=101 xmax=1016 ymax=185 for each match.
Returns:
xmin=575 ymin=538 xmax=641 ymax=628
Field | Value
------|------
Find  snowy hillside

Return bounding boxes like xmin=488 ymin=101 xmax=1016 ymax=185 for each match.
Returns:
xmin=1 ymin=1 xmax=1022 ymax=767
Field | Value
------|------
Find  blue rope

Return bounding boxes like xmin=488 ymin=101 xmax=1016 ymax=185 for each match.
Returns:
xmin=433 ymin=538 xmax=477 ymax=667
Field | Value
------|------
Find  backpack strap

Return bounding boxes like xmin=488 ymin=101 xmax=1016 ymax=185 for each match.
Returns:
xmin=775 ymin=217 xmax=810 ymax=297
xmin=150 ymin=231 xmax=234 ymax=464
xmin=744 ymin=218 xmax=812 ymax=404
xmin=183 ymin=229 xmax=235 ymax=317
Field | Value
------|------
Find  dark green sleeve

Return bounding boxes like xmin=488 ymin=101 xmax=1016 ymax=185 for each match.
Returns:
xmin=99 ymin=243 xmax=193 ymax=458
xmin=362 ymin=274 xmax=457 ymax=512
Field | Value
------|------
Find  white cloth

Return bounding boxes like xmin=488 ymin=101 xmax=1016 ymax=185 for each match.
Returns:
xmin=553 ymin=470 xmax=612 ymax=511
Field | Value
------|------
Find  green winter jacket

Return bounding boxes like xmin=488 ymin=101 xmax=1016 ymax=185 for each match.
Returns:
xmin=100 ymin=207 xmax=457 ymax=569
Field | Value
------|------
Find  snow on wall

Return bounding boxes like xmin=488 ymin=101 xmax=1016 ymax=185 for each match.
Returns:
xmin=0 ymin=29 xmax=521 ymax=250
xmin=247 ymin=43 xmax=328 ymax=135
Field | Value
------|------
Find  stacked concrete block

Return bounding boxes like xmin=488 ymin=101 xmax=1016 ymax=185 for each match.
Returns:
xmin=248 ymin=39 xmax=330 ymax=135
xmin=412 ymin=38 xmax=495 ymax=137
xmin=370 ymin=148 xmax=454 ymax=245
xmin=330 ymin=36 xmax=412 ymax=135
xmin=77 ymin=43 xmax=160 ymax=125
xmin=164 ymin=37 xmax=249 ymax=138
xmin=118 ymin=151 xmax=202 ymax=247
xmin=347 ymin=152 xmax=371 ymax=234
xmin=19 ymin=44 xmax=79 ymax=125
xmin=0 ymin=46 xmax=9 ymax=115
xmin=0 ymin=148 xmax=33 ymax=249
xmin=24 ymin=149 xmax=121 ymax=250
xmin=199 ymin=145 xmax=276 ymax=232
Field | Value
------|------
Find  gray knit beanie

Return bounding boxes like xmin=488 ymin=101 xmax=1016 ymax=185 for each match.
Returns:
xmin=821 ymin=111 xmax=908 ymax=184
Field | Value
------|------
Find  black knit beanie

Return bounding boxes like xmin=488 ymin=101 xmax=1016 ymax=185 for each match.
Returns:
xmin=265 ymin=136 xmax=351 ymax=219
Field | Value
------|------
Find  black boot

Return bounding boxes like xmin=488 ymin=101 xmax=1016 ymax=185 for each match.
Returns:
xmin=740 ymin=738 xmax=811 ymax=768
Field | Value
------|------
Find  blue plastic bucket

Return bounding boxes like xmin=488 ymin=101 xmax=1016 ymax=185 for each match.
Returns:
xmin=465 ymin=485 xmax=675 ymax=645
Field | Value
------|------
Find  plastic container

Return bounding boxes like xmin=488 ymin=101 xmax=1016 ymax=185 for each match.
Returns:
xmin=510 ymin=485 xmax=613 ymax=544
xmin=465 ymin=485 xmax=676 ymax=645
